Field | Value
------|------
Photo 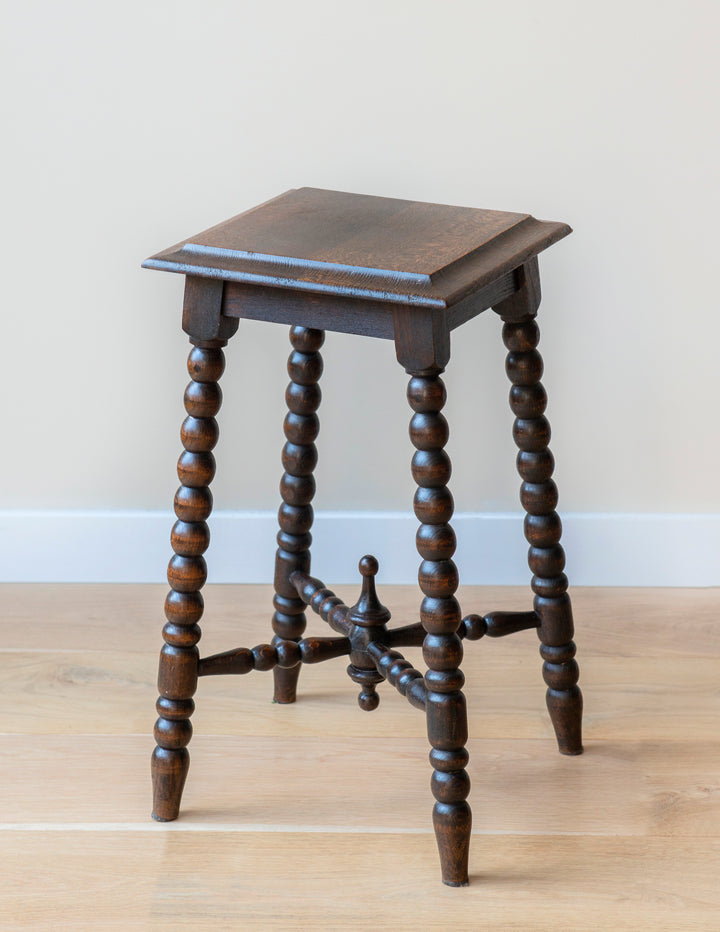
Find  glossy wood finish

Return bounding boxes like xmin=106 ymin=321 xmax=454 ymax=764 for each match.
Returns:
xmin=143 ymin=187 xmax=578 ymax=886
xmin=151 ymin=340 xmax=227 ymax=821
xmin=271 ymin=325 xmax=325 ymax=703
xmin=502 ymin=317 xmax=583 ymax=755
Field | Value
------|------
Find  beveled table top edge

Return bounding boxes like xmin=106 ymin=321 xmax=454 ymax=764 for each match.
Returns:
xmin=143 ymin=188 xmax=571 ymax=309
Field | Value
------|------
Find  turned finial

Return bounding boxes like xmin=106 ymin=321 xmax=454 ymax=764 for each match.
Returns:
xmin=348 ymin=555 xmax=391 ymax=628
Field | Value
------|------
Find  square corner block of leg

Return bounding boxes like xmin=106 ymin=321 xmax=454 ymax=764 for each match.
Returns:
xmin=182 ymin=277 xmax=239 ymax=343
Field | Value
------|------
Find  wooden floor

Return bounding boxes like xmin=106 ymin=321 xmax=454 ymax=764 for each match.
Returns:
xmin=3 ymin=584 xmax=720 ymax=930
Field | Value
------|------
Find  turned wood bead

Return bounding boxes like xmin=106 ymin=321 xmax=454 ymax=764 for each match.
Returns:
xmin=180 ymin=416 xmax=219 ymax=452
xmin=520 ymin=480 xmax=559 ymax=515
xmin=505 ymin=350 xmax=544 ymax=386
xmin=251 ymin=644 xmax=278 ymax=671
xmin=429 ymin=747 xmax=470 ymax=773
xmin=531 ymin=573 xmax=569 ymax=597
xmin=413 ymin=487 xmax=454 ymax=524
xmin=411 ymin=449 xmax=452 ymax=487
xmin=183 ymin=381 xmax=222 ymax=418
xmin=418 ymin=559 xmax=459 ymax=598
xmin=271 ymin=613 xmax=306 ymax=641
xmin=272 ymin=591 xmax=306 ymax=615
xmin=275 ymin=639 xmax=302 ymax=668
xmin=460 ymin=614 xmax=487 ymax=640
xmin=156 ymin=696 xmax=194 ymax=720
xmin=309 ymin=593 xmax=337 ymax=625
xmin=513 ymin=416 xmax=551 ymax=452
xmin=287 ymin=350 xmax=324 ymax=385
xmin=171 ymin=520 xmax=210 ymax=557
xmin=420 ymin=596 xmax=461 ymax=633
xmin=358 ymin=688 xmax=380 ymax=712
xmin=528 ymin=544 xmax=566 ymax=577
xmin=174 ymin=486 xmax=213 ymax=522
xmin=162 ymin=622 xmax=201 ymax=649
xmin=410 ymin=412 xmax=449 ymax=450
xmin=279 ymin=473 xmax=315 ymax=506
xmin=416 ymin=524 xmax=456 ymax=561
xmin=310 ymin=589 xmax=333 ymax=615
xmin=167 ymin=555 xmax=207 ymax=592
xmin=297 ymin=638 xmax=320 ymax=665
xmin=316 ymin=593 xmax=345 ymax=616
xmin=187 ymin=345 xmax=225 ymax=382
xmin=164 ymin=590 xmax=204 ymax=625
xmin=394 ymin=665 xmax=422 ymax=691
xmin=396 ymin=669 xmax=424 ymax=696
xmin=509 ymin=383 xmax=547 ymax=418
xmin=524 ymin=512 xmax=562 ymax=547
xmin=423 ymin=633 xmax=463 ymax=670
xmin=516 ymin=449 xmax=555 ymax=482
xmin=285 ymin=381 xmax=322 ymax=415
xmin=425 ymin=669 xmax=465 ymax=694
xmin=276 ymin=530 xmax=313 ymax=553
xmin=543 ymin=659 xmax=580 ymax=690
xmin=283 ymin=412 xmax=320 ymax=445
xmin=177 ymin=451 xmax=216 ymax=488
xmin=278 ymin=503 xmax=314 ymax=535
xmin=154 ymin=716 xmax=193 ymax=750
xmin=281 ymin=441 xmax=318 ymax=476
xmin=502 ymin=319 xmax=540 ymax=352
xmin=431 ymin=770 xmax=471 ymax=804
xmin=407 ymin=376 xmax=446 ymax=412
xmin=289 ymin=325 xmax=324 ymax=353
xmin=540 ymin=641 xmax=577 ymax=664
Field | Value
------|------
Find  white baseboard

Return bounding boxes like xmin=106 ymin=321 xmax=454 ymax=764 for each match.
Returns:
xmin=1 ymin=510 xmax=718 ymax=586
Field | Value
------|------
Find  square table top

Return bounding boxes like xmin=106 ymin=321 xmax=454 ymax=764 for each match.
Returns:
xmin=143 ymin=188 xmax=571 ymax=310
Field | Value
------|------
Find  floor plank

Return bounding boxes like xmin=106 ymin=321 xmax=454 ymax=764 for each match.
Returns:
xmin=2 ymin=734 xmax=719 ymax=838
xmin=4 ymin=584 xmax=719 ymax=656
xmin=4 ymin=646 xmax=720 ymax=741
xmin=6 ymin=832 xmax=720 ymax=931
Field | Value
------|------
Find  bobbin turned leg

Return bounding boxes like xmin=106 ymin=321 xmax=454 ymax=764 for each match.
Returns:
xmin=272 ymin=326 xmax=324 ymax=703
xmin=502 ymin=317 xmax=583 ymax=755
xmin=408 ymin=371 xmax=471 ymax=886
xmin=151 ymin=339 xmax=227 ymax=821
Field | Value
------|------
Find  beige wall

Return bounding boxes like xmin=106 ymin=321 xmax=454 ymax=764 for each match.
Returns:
xmin=3 ymin=0 xmax=719 ymax=517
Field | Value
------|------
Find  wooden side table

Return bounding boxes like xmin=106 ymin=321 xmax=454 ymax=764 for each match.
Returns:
xmin=143 ymin=187 xmax=583 ymax=886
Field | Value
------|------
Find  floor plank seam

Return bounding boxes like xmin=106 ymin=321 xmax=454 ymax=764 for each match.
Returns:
xmin=1 ymin=823 xmax=699 ymax=838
